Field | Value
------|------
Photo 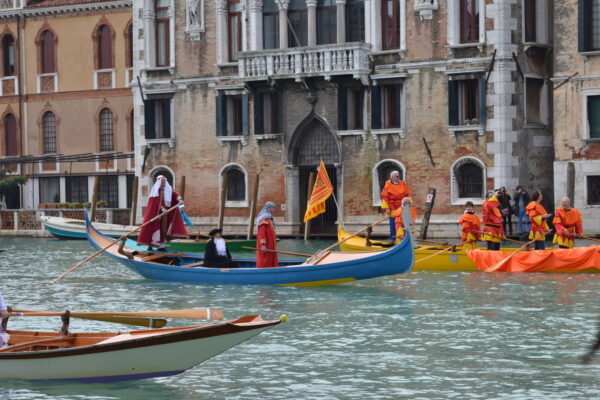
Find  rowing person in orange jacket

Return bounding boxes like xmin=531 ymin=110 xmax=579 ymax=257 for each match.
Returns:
xmin=526 ymin=190 xmax=552 ymax=250
xmin=552 ymin=197 xmax=583 ymax=249
xmin=381 ymin=170 xmax=411 ymax=241
xmin=458 ymin=201 xmax=481 ymax=250
xmin=481 ymin=190 xmax=504 ymax=250
xmin=393 ymin=197 xmax=417 ymax=242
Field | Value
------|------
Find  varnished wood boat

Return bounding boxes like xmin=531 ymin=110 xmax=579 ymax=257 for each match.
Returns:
xmin=86 ymin=213 xmax=415 ymax=286
xmin=0 ymin=315 xmax=281 ymax=383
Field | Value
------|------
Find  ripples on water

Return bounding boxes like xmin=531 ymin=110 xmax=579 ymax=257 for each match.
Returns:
xmin=1 ymin=237 xmax=600 ymax=399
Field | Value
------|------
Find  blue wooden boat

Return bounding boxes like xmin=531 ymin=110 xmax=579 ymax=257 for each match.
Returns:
xmin=85 ymin=214 xmax=414 ymax=286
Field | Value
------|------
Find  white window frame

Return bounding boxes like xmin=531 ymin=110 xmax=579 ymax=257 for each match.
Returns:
xmin=447 ymin=0 xmax=486 ymax=49
xmin=450 ymin=156 xmax=486 ymax=205
xmin=524 ymin=74 xmax=548 ymax=127
xmin=371 ymin=79 xmax=406 ymax=139
xmin=219 ymin=163 xmax=249 ymax=208
xmin=372 ymin=158 xmax=406 ymax=206
xmin=582 ymin=88 xmax=600 ymax=141
xmin=521 ymin=0 xmax=550 ymax=46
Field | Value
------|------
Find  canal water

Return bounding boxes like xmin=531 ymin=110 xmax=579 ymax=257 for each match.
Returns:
xmin=1 ymin=237 xmax=600 ymax=399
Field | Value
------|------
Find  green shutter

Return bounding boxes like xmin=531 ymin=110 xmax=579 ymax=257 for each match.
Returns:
xmin=371 ymin=86 xmax=381 ymax=129
xmin=588 ymin=96 xmax=600 ymax=138
xmin=215 ymin=95 xmax=226 ymax=136
xmin=242 ymin=94 xmax=249 ymax=136
xmin=579 ymin=0 xmax=590 ymax=52
xmin=478 ymin=78 xmax=487 ymax=126
xmin=338 ymin=88 xmax=347 ymax=130
xmin=448 ymin=80 xmax=459 ymax=126
xmin=144 ymin=100 xmax=156 ymax=139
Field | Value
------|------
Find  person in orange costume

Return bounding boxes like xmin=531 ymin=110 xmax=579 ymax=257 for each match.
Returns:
xmin=381 ymin=170 xmax=411 ymax=241
xmin=458 ymin=201 xmax=481 ymax=250
xmin=481 ymin=190 xmax=504 ymax=250
xmin=526 ymin=190 xmax=552 ymax=250
xmin=255 ymin=201 xmax=278 ymax=268
xmin=552 ymin=197 xmax=583 ymax=249
xmin=393 ymin=197 xmax=417 ymax=242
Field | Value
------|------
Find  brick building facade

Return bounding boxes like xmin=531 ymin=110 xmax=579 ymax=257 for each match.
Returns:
xmin=132 ymin=0 xmax=554 ymax=236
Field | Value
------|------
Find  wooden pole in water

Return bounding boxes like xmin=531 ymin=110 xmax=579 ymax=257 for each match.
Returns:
xmin=218 ymin=173 xmax=228 ymax=230
xmin=247 ymin=173 xmax=260 ymax=240
xmin=419 ymin=187 xmax=436 ymax=241
xmin=90 ymin=176 xmax=99 ymax=222
xmin=304 ymin=171 xmax=316 ymax=241
xmin=179 ymin=175 xmax=186 ymax=199
xmin=129 ymin=176 xmax=139 ymax=226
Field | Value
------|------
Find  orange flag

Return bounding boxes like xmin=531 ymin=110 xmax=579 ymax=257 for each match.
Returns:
xmin=303 ymin=160 xmax=334 ymax=222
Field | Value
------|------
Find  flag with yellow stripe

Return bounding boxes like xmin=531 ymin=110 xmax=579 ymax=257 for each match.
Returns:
xmin=303 ymin=160 xmax=334 ymax=222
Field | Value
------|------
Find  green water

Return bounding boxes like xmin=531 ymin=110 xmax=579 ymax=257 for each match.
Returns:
xmin=1 ymin=237 xmax=600 ymax=399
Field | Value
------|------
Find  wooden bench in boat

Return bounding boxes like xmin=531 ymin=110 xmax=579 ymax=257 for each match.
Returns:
xmin=0 ymin=336 xmax=75 ymax=353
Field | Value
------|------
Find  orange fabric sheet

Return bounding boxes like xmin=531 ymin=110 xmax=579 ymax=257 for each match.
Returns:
xmin=466 ymin=246 xmax=600 ymax=272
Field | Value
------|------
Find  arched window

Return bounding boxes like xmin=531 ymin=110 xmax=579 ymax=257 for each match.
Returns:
xmin=451 ymin=157 xmax=485 ymax=203
xmin=129 ymin=108 xmax=134 ymax=151
xmin=155 ymin=0 xmax=170 ymax=67
xmin=42 ymin=111 xmax=56 ymax=154
xmin=99 ymin=108 xmax=114 ymax=152
xmin=150 ymin=166 xmax=174 ymax=187
xmin=125 ymin=23 xmax=133 ymax=68
xmin=4 ymin=113 xmax=17 ymax=156
xmin=372 ymin=159 xmax=406 ymax=206
xmin=40 ymin=30 xmax=56 ymax=74
xmin=97 ymin=25 xmax=113 ymax=69
xmin=220 ymin=164 xmax=247 ymax=206
xmin=2 ymin=34 xmax=15 ymax=77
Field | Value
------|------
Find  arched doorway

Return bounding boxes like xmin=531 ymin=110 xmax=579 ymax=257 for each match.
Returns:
xmin=289 ymin=115 xmax=340 ymax=235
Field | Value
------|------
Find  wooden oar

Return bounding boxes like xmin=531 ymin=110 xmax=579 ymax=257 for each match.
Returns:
xmin=12 ymin=307 xmax=224 ymax=321
xmin=52 ymin=204 xmax=181 ymax=283
xmin=322 ymin=216 xmax=389 ymax=252
xmin=579 ymin=235 xmax=600 ymax=244
xmin=8 ymin=310 xmax=167 ymax=328
xmin=414 ymin=245 xmax=457 ymax=264
xmin=485 ymin=237 xmax=541 ymax=272
xmin=417 ymin=238 xmax=453 ymax=246
xmin=241 ymin=246 xmax=311 ymax=257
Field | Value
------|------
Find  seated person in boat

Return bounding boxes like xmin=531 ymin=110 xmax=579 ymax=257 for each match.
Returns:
xmin=393 ymin=197 xmax=417 ymax=242
xmin=0 ymin=288 xmax=8 ymax=347
xmin=481 ymin=190 xmax=504 ymax=251
xmin=526 ymin=190 xmax=552 ymax=250
xmin=458 ymin=201 xmax=481 ymax=250
xmin=552 ymin=197 xmax=583 ymax=249
xmin=204 ymin=229 xmax=238 ymax=268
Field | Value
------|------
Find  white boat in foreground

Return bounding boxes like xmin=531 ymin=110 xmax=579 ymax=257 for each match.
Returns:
xmin=0 ymin=314 xmax=281 ymax=383
xmin=40 ymin=215 xmax=137 ymax=240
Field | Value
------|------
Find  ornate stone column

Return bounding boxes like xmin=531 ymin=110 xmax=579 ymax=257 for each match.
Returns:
xmin=216 ymin=0 xmax=229 ymax=63
xmin=278 ymin=0 xmax=289 ymax=49
xmin=336 ymin=0 xmax=346 ymax=43
xmin=307 ymin=0 xmax=317 ymax=46
xmin=250 ymin=0 xmax=264 ymax=50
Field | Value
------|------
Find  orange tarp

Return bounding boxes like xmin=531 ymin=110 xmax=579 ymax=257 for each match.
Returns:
xmin=466 ymin=246 xmax=600 ymax=273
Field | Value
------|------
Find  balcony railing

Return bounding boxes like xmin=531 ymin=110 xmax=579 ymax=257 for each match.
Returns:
xmin=0 ymin=0 xmax=24 ymax=9
xmin=238 ymin=42 xmax=371 ymax=81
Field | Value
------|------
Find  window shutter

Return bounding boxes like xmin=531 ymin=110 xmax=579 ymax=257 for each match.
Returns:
xmin=215 ymin=95 xmax=226 ymax=136
xmin=163 ymin=100 xmax=171 ymax=138
xmin=395 ymin=84 xmax=402 ymax=128
xmin=144 ymin=100 xmax=156 ymax=139
xmin=478 ymin=78 xmax=486 ymax=126
xmin=371 ymin=86 xmax=381 ymax=130
xmin=579 ymin=0 xmax=589 ymax=52
xmin=448 ymin=80 xmax=459 ymax=126
xmin=242 ymin=94 xmax=249 ymax=136
xmin=254 ymin=94 xmax=263 ymax=135
xmin=338 ymin=88 xmax=347 ymax=130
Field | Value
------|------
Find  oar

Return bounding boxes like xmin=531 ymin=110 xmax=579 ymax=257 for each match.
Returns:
xmin=579 ymin=235 xmax=600 ymax=244
xmin=52 ymin=204 xmax=181 ymax=283
xmin=417 ymin=238 xmax=453 ymax=246
xmin=414 ymin=245 xmax=458 ymax=264
xmin=485 ymin=236 xmax=545 ymax=272
xmin=322 ymin=216 xmax=389 ymax=252
xmin=8 ymin=310 xmax=167 ymax=328
xmin=241 ymin=246 xmax=311 ymax=257
xmin=12 ymin=307 xmax=224 ymax=321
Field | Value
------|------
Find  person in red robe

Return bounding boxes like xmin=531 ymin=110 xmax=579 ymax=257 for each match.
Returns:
xmin=256 ymin=201 xmax=278 ymax=268
xmin=552 ymin=197 xmax=583 ymax=249
xmin=481 ymin=190 xmax=504 ymax=251
xmin=137 ymin=175 xmax=188 ymax=251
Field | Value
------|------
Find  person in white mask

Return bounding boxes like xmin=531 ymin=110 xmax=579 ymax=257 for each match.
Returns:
xmin=203 ymin=228 xmax=238 ymax=268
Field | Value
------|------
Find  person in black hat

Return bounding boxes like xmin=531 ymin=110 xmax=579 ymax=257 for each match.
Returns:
xmin=203 ymin=228 xmax=238 ymax=268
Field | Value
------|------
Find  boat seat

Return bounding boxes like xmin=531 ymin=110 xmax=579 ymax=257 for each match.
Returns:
xmin=140 ymin=253 xmax=181 ymax=262
xmin=0 ymin=336 xmax=75 ymax=353
xmin=181 ymin=261 xmax=204 ymax=268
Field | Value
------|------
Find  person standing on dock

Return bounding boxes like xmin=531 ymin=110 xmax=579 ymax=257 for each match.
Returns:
xmin=458 ymin=201 xmax=481 ymax=250
xmin=256 ymin=201 xmax=278 ymax=268
xmin=513 ymin=185 xmax=531 ymax=238
xmin=381 ymin=171 xmax=411 ymax=242
xmin=481 ymin=190 xmax=504 ymax=250
xmin=552 ymin=197 xmax=583 ymax=249
xmin=137 ymin=175 xmax=188 ymax=251
xmin=526 ymin=190 xmax=552 ymax=250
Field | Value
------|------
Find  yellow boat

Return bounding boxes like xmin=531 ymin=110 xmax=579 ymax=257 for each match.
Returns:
xmin=337 ymin=227 xmax=600 ymax=273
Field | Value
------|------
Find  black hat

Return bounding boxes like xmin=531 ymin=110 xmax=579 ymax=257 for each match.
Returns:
xmin=209 ymin=228 xmax=222 ymax=236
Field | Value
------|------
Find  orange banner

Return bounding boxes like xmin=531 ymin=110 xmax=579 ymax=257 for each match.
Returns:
xmin=304 ymin=160 xmax=334 ymax=222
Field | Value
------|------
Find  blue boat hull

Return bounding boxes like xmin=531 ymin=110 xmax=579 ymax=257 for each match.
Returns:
xmin=85 ymin=213 xmax=414 ymax=286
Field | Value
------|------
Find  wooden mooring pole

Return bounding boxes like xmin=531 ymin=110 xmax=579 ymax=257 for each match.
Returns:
xmin=90 ymin=176 xmax=99 ymax=222
xmin=218 ymin=173 xmax=228 ymax=230
xmin=129 ymin=176 xmax=138 ymax=226
xmin=247 ymin=173 xmax=260 ymax=240
xmin=419 ymin=187 xmax=436 ymax=241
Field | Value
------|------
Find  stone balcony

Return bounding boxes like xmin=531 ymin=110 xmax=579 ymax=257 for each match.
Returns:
xmin=238 ymin=42 xmax=371 ymax=83
xmin=0 ymin=0 xmax=24 ymax=10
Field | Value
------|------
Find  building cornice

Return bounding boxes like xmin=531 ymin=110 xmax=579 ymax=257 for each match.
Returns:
xmin=0 ymin=0 xmax=131 ymax=19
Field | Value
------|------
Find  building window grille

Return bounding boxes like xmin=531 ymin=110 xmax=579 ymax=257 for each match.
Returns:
xmin=42 ymin=111 xmax=56 ymax=154
xmin=98 ymin=175 xmax=119 ymax=208
xmin=588 ymin=176 xmax=600 ymax=205
xmin=454 ymin=159 xmax=484 ymax=198
xmin=99 ymin=108 xmax=114 ymax=152
xmin=225 ymin=167 xmax=245 ymax=201
xmin=66 ymin=176 xmax=89 ymax=203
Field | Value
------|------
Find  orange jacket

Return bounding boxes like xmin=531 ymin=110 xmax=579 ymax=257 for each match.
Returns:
xmin=393 ymin=206 xmax=417 ymax=228
xmin=482 ymin=196 xmax=502 ymax=225
xmin=526 ymin=201 xmax=549 ymax=233
xmin=381 ymin=180 xmax=410 ymax=210
xmin=458 ymin=212 xmax=481 ymax=242
xmin=552 ymin=207 xmax=582 ymax=238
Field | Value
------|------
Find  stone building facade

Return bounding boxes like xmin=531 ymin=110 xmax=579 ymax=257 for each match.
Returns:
xmin=132 ymin=0 xmax=554 ymax=235
xmin=553 ymin=0 xmax=600 ymax=234
xmin=0 ymin=0 xmax=134 ymax=210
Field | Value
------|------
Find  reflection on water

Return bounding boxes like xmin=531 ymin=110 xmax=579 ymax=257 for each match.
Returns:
xmin=1 ymin=237 xmax=600 ymax=399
